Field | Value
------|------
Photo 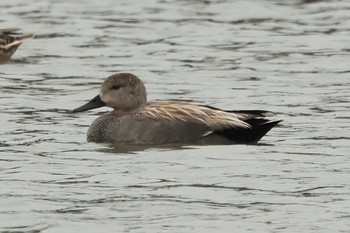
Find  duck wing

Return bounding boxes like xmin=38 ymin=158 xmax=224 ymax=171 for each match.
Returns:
xmin=142 ymin=101 xmax=282 ymax=144
xmin=0 ymin=29 xmax=34 ymax=59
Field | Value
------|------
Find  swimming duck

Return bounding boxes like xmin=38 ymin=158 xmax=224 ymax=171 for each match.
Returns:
xmin=73 ymin=73 xmax=282 ymax=145
xmin=0 ymin=28 xmax=34 ymax=62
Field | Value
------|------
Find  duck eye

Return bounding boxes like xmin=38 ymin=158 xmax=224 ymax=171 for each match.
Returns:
xmin=111 ymin=85 xmax=121 ymax=90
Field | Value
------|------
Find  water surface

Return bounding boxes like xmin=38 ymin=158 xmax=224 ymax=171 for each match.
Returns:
xmin=1 ymin=0 xmax=349 ymax=232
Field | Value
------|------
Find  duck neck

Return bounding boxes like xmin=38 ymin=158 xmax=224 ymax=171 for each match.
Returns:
xmin=111 ymin=108 xmax=129 ymax=116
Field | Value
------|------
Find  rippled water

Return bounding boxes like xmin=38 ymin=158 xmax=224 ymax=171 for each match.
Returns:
xmin=1 ymin=0 xmax=350 ymax=232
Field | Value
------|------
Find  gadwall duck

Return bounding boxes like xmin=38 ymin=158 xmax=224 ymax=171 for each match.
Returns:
xmin=73 ymin=73 xmax=282 ymax=145
xmin=0 ymin=29 xmax=34 ymax=62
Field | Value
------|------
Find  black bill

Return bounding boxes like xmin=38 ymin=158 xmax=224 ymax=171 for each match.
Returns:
xmin=73 ymin=95 xmax=106 ymax=112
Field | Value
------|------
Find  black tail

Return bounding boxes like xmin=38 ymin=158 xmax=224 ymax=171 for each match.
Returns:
xmin=216 ymin=118 xmax=282 ymax=144
xmin=199 ymin=107 xmax=282 ymax=144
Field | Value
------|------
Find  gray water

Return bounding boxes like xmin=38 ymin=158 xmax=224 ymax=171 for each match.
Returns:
xmin=1 ymin=0 xmax=350 ymax=232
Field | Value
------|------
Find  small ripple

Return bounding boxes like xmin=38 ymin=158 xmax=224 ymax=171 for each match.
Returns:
xmin=1 ymin=223 xmax=50 ymax=233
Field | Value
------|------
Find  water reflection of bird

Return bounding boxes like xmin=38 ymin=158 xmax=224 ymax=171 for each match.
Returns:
xmin=73 ymin=73 xmax=282 ymax=145
xmin=0 ymin=28 xmax=34 ymax=62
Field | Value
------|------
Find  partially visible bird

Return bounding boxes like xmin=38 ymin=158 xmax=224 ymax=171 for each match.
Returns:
xmin=0 ymin=28 xmax=34 ymax=62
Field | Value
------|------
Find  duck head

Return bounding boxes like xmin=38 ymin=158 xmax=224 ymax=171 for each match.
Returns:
xmin=73 ymin=73 xmax=147 ymax=113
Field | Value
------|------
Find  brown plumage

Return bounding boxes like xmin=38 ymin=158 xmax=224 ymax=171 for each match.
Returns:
xmin=140 ymin=101 xmax=251 ymax=130
xmin=0 ymin=29 xmax=34 ymax=62
xmin=73 ymin=73 xmax=282 ymax=145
